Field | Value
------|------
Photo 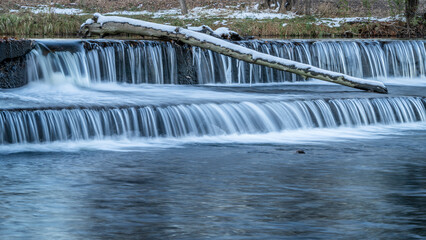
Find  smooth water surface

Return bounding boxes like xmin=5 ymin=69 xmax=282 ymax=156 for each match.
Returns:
xmin=1 ymin=134 xmax=425 ymax=239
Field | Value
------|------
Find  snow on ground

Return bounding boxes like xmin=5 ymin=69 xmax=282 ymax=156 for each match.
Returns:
xmin=105 ymin=9 xmax=182 ymax=18
xmin=316 ymin=16 xmax=405 ymax=28
xmin=8 ymin=3 xmax=405 ymax=27
xmin=105 ymin=10 xmax=151 ymax=16
xmin=214 ymin=20 xmax=228 ymax=25
xmin=9 ymin=4 xmax=295 ymax=20
xmin=10 ymin=5 xmax=83 ymax=15
xmin=103 ymin=4 xmax=296 ymax=20
xmin=169 ymin=6 xmax=297 ymax=20
xmin=227 ymin=11 xmax=296 ymax=20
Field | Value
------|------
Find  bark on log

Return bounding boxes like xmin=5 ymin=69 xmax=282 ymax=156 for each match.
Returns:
xmin=80 ymin=14 xmax=388 ymax=94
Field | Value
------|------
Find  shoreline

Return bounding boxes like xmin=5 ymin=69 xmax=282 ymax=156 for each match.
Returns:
xmin=1 ymin=12 xmax=424 ymax=39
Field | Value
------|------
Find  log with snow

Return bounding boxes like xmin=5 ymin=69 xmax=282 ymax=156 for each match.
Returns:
xmin=80 ymin=14 xmax=388 ymax=94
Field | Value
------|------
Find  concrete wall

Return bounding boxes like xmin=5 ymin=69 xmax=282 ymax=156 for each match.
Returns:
xmin=0 ymin=40 xmax=34 ymax=88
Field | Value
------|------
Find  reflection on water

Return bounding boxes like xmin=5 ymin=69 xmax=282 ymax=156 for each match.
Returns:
xmin=0 ymin=133 xmax=425 ymax=239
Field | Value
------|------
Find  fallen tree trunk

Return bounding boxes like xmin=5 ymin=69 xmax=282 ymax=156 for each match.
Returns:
xmin=80 ymin=14 xmax=388 ymax=94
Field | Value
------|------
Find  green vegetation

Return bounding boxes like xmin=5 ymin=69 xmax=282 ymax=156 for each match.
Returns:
xmin=0 ymin=13 xmax=87 ymax=37
xmin=0 ymin=3 xmax=423 ymax=39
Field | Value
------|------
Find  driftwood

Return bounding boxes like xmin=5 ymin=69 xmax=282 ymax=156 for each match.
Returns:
xmin=80 ymin=14 xmax=388 ymax=94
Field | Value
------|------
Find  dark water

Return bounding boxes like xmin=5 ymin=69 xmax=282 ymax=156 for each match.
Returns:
xmin=1 ymin=131 xmax=425 ymax=239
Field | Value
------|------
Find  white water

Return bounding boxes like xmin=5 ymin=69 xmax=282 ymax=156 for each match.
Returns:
xmin=1 ymin=39 xmax=426 ymax=152
xmin=1 ymin=122 xmax=425 ymax=154
xmin=194 ymin=40 xmax=426 ymax=84
xmin=1 ymin=91 xmax=425 ymax=144
xmin=26 ymin=40 xmax=426 ymax=85
xmin=27 ymin=40 xmax=178 ymax=85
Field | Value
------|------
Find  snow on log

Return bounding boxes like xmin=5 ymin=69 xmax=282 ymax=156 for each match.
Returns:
xmin=80 ymin=14 xmax=388 ymax=94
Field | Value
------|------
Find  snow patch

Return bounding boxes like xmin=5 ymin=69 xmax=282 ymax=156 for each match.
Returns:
xmin=213 ymin=27 xmax=238 ymax=37
xmin=104 ymin=8 xmax=181 ymax=17
xmin=227 ymin=11 xmax=296 ymax=20
xmin=81 ymin=18 xmax=94 ymax=28
xmin=126 ymin=5 xmax=299 ymax=20
xmin=8 ymin=2 xmax=297 ymax=19
xmin=105 ymin=10 xmax=151 ymax=16
xmin=213 ymin=20 xmax=228 ymax=25
xmin=188 ymin=25 xmax=214 ymax=33
xmin=316 ymin=16 xmax=405 ymax=28
xmin=10 ymin=6 xmax=83 ymax=15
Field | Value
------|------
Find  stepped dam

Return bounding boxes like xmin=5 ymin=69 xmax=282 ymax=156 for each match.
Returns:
xmin=0 ymin=39 xmax=425 ymax=239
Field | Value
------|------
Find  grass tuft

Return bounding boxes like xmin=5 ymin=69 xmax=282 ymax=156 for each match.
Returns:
xmin=0 ymin=12 xmax=424 ymax=39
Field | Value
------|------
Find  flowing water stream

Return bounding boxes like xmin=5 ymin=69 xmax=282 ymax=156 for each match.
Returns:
xmin=1 ymin=39 xmax=425 ymax=239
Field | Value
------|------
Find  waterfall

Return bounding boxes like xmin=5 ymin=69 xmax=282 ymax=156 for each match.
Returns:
xmin=26 ymin=40 xmax=426 ymax=85
xmin=193 ymin=40 xmax=426 ymax=84
xmin=1 ymin=97 xmax=425 ymax=144
xmin=26 ymin=40 xmax=178 ymax=85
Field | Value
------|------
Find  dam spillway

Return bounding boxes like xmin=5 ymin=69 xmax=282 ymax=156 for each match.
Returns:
xmin=1 ymin=38 xmax=426 ymax=239
xmin=1 ymin=39 xmax=426 ymax=147
xmin=0 ymin=38 xmax=425 ymax=147
xmin=1 ymin=97 xmax=425 ymax=144
xmin=25 ymin=39 xmax=426 ymax=85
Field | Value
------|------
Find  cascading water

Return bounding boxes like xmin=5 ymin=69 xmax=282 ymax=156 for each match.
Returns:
xmin=27 ymin=40 xmax=178 ymax=85
xmin=1 ymin=97 xmax=425 ymax=144
xmin=2 ymin=39 xmax=426 ymax=147
xmin=193 ymin=40 xmax=426 ymax=84
xmin=3 ymin=36 xmax=426 ymax=240
xmin=26 ymin=40 xmax=426 ymax=85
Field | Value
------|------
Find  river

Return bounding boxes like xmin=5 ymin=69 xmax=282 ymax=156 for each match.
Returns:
xmin=0 ymin=39 xmax=425 ymax=239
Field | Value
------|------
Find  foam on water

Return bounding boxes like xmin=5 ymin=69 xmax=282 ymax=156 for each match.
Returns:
xmin=1 ymin=122 xmax=425 ymax=154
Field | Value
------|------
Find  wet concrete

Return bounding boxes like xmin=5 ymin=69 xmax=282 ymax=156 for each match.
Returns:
xmin=176 ymin=43 xmax=197 ymax=85
xmin=0 ymin=39 xmax=34 ymax=88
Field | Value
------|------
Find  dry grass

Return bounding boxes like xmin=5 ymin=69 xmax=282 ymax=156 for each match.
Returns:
xmin=0 ymin=0 xmax=424 ymax=38
xmin=0 ymin=12 xmax=87 ymax=37
xmin=1 ymin=0 xmax=255 ymax=12
xmin=1 ymin=0 xmax=425 ymax=16
xmin=2 ymin=12 xmax=423 ymax=39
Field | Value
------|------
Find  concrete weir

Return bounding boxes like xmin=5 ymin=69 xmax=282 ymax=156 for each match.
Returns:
xmin=2 ymin=39 xmax=426 ymax=88
xmin=0 ymin=39 xmax=35 ymax=88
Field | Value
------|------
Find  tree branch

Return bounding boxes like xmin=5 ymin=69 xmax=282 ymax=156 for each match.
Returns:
xmin=80 ymin=14 xmax=388 ymax=94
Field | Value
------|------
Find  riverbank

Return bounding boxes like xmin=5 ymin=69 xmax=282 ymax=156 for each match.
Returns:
xmin=0 ymin=3 xmax=424 ymax=38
